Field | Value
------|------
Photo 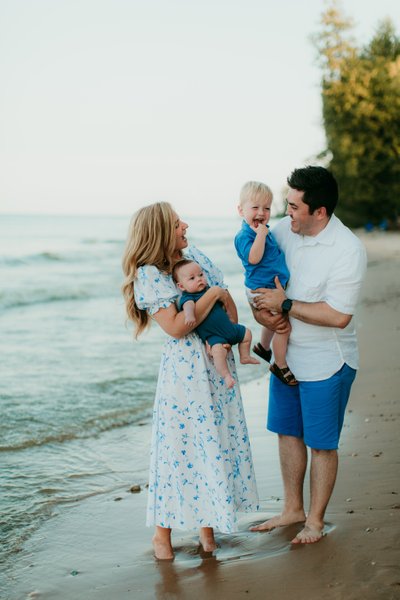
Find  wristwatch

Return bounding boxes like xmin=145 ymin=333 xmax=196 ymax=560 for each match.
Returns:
xmin=281 ymin=298 xmax=293 ymax=315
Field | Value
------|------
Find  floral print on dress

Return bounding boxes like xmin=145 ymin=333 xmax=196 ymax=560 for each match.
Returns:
xmin=134 ymin=246 xmax=259 ymax=533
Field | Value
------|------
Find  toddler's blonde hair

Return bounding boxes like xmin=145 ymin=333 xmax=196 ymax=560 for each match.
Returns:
xmin=239 ymin=181 xmax=273 ymax=206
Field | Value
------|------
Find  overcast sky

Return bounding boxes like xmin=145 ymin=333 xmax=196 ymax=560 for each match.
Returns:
xmin=1 ymin=0 xmax=398 ymax=217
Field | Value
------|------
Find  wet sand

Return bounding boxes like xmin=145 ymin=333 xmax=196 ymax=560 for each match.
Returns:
xmin=4 ymin=231 xmax=400 ymax=600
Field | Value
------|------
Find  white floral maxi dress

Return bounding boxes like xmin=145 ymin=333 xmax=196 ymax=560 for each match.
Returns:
xmin=134 ymin=247 xmax=259 ymax=533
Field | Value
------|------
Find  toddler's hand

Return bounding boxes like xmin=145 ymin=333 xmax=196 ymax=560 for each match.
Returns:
xmin=250 ymin=223 xmax=268 ymax=235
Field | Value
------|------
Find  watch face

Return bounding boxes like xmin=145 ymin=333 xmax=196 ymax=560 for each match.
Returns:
xmin=282 ymin=299 xmax=292 ymax=312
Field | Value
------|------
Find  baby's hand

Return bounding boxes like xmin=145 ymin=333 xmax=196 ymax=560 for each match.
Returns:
xmin=185 ymin=316 xmax=196 ymax=327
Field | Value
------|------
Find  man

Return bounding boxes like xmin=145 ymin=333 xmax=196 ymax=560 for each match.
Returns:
xmin=251 ymin=166 xmax=367 ymax=543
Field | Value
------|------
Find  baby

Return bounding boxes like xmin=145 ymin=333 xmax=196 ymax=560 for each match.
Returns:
xmin=234 ymin=181 xmax=297 ymax=386
xmin=173 ymin=259 xmax=259 ymax=388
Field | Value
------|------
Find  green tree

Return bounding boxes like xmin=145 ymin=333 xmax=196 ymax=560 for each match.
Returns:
xmin=313 ymin=4 xmax=400 ymax=228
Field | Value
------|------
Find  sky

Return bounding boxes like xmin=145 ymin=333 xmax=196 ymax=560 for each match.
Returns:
xmin=0 ymin=0 xmax=399 ymax=217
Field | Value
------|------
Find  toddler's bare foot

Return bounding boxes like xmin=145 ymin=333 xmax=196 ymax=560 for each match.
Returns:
xmin=152 ymin=535 xmax=174 ymax=560
xmin=250 ymin=510 xmax=306 ymax=532
xmin=224 ymin=374 xmax=236 ymax=388
xmin=199 ymin=527 xmax=217 ymax=553
xmin=240 ymin=355 xmax=260 ymax=365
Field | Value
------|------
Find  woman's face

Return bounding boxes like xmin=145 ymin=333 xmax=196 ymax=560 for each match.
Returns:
xmin=173 ymin=213 xmax=189 ymax=252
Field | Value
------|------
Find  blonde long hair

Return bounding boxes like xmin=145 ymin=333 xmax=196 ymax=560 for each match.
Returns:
xmin=122 ymin=202 xmax=178 ymax=337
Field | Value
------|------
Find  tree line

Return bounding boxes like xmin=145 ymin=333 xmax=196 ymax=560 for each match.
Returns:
xmin=313 ymin=3 xmax=400 ymax=228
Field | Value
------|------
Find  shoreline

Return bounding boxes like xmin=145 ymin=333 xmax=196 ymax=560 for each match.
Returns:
xmin=3 ymin=231 xmax=400 ymax=600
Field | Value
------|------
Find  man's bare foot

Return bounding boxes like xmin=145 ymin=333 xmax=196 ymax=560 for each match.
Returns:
xmin=152 ymin=535 xmax=174 ymax=560
xmin=291 ymin=524 xmax=324 ymax=544
xmin=250 ymin=510 xmax=306 ymax=532
xmin=240 ymin=355 xmax=260 ymax=365
xmin=224 ymin=374 xmax=236 ymax=388
xmin=199 ymin=527 xmax=217 ymax=552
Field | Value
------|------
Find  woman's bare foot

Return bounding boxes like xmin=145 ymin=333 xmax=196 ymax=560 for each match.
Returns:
xmin=250 ymin=510 xmax=306 ymax=532
xmin=152 ymin=528 xmax=174 ymax=560
xmin=291 ymin=523 xmax=325 ymax=544
xmin=199 ymin=527 xmax=217 ymax=552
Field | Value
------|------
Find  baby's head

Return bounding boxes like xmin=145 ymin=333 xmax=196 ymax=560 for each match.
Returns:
xmin=238 ymin=181 xmax=273 ymax=229
xmin=172 ymin=260 xmax=208 ymax=294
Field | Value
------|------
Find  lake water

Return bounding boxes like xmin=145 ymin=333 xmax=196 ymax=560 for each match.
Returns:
xmin=0 ymin=214 xmax=273 ymax=569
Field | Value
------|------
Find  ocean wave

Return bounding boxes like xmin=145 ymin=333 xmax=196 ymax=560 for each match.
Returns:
xmin=0 ymin=251 xmax=64 ymax=266
xmin=81 ymin=238 xmax=122 ymax=245
xmin=0 ymin=289 xmax=92 ymax=310
xmin=89 ymin=376 xmax=152 ymax=393
xmin=0 ymin=406 xmax=152 ymax=453
xmin=0 ymin=245 xmax=121 ymax=267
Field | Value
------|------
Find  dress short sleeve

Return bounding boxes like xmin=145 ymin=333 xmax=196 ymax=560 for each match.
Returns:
xmin=134 ymin=265 xmax=178 ymax=316
xmin=185 ymin=246 xmax=227 ymax=288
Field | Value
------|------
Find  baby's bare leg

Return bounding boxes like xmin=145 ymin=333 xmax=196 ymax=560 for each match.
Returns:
xmin=239 ymin=329 xmax=260 ymax=365
xmin=211 ymin=344 xmax=235 ymax=388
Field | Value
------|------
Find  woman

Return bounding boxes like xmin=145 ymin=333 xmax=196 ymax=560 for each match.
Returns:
xmin=122 ymin=202 xmax=258 ymax=560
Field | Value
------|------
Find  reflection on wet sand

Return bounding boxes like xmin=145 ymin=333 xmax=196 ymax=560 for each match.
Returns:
xmin=152 ymin=514 xmax=307 ymax=599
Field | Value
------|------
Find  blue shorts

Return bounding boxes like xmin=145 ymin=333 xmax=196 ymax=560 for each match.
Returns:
xmin=267 ymin=363 xmax=356 ymax=450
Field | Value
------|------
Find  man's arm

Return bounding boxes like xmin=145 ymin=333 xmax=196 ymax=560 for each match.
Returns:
xmin=287 ymin=300 xmax=351 ymax=328
xmin=252 ymin=277 xmax=352 ymax=329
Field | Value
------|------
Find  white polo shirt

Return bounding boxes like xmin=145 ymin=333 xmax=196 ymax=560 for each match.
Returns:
xmin=273 ymin=215 xmax=367 ymax=381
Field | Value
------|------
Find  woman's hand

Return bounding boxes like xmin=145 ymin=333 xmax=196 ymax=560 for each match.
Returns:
xmin=209 ymin=285 xmax=229 ymax=305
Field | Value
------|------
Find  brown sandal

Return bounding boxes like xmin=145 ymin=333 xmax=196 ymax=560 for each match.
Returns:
xmin=269 ymin=363 xmax=298 ymax=386
xmin=252 ymin=343 xmax=272 ymax=363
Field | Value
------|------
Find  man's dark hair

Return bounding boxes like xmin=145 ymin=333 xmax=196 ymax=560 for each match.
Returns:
xmin=287 ymin=166 xmax=338 ymax=217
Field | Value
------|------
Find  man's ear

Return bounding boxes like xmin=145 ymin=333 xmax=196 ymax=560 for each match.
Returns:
xmin=316 ymin=206 xmax=328 ymax=220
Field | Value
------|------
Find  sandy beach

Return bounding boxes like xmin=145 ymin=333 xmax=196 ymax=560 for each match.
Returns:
xmin=3 ymin=231 xmax=400 ymax=600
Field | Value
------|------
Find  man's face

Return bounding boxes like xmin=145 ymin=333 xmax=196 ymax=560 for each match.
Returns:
xmin=286 ymin=187 xmax=321 ymax=236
